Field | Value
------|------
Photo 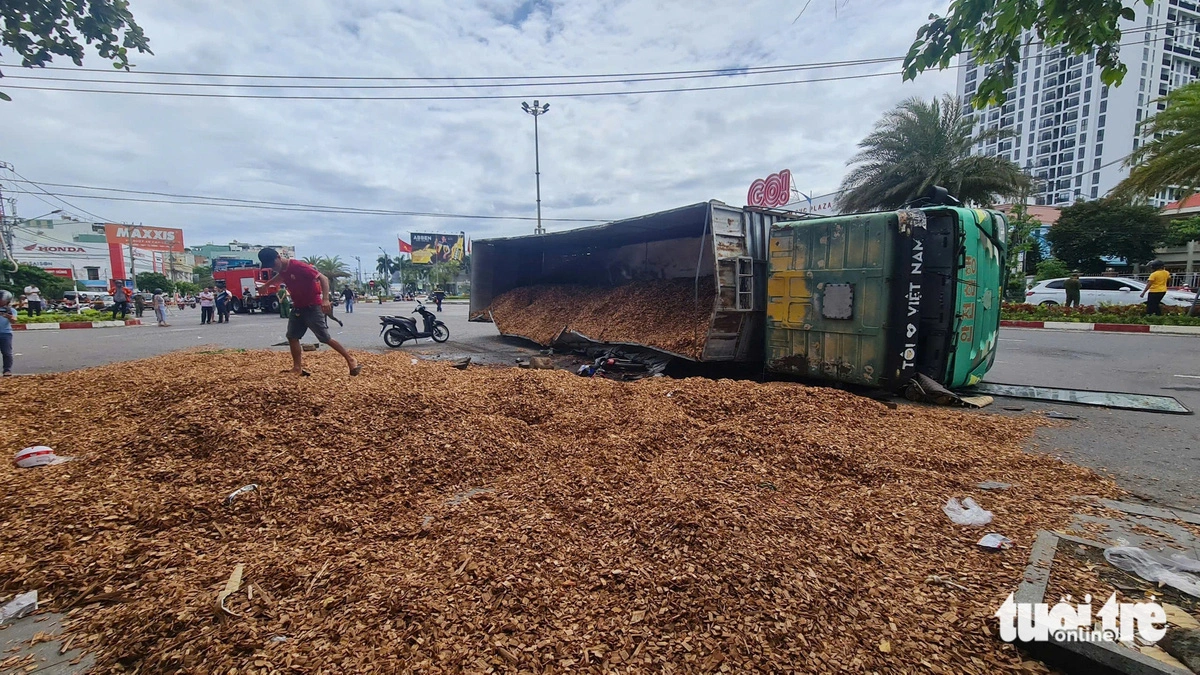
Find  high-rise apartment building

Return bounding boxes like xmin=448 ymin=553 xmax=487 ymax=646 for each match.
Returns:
xmin=957 ymin=0 xmax=1200 ymax=206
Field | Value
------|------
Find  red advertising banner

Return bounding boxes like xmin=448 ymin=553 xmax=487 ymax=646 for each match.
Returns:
xmin=43 ymin=267 xmax=74 ymax=279
xmin=103 ymin=224 xmax=186 ymax=253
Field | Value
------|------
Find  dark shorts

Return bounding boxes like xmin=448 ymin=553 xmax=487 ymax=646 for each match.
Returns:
xmin=286 ymin=306 xmax=331 ymax=343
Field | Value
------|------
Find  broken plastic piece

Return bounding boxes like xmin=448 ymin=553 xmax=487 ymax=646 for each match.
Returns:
xmin=0 ymin=591 xmax=38 ymax=624
xmin=224 ymin=484 xmax=259 ymax=507
xmin=977 ymin=533 xmax=1014 ymax=550
xmin=976 ymin=481 xmax=1012 ymax=490
xmin=14 ymin=446 xmax=72 ymax=468
xmin=1103 ymin=546 xmax=1200 ymax=597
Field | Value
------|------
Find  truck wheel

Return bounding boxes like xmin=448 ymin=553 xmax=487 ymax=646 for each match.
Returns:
xmin=262 ymin=297 xmax=277 ymax=314
xmin=232 ymin=298 xmax=243 ymax=314
xmin=384 ymin=328 xmax=406 ymax=348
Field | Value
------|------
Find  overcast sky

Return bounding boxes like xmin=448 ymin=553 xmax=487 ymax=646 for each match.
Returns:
xmin=0 ymin=0 xmax=957 ymax=268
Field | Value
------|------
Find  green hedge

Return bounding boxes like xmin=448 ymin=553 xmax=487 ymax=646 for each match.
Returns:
xmin=1002 ymin=302 xmax=1200 ymax=326
xmin=15 ymin=310 xmax=111 ymax=324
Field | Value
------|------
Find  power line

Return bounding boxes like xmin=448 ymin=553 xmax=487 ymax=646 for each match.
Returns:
xmin=0 ymin=69 xmax=900 ymax=100
xmin=2 ymin=57 xmax=906 ymax=89
xmin=4 ymin=167 xmax=111 ymax=222
xmin=0 ymin=19 xmax=1177 ymax=84
xmin=0 ymin=187 xmax=612 ymax=222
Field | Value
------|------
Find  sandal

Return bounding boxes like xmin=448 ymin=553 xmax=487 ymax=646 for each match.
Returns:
xmin=349 ymin=364 xmax=363 ymax=377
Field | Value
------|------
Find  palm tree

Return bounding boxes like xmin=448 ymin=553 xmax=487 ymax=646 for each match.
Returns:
xmin=314 ymin=255 xmax=351 ymax=284
xmin=837 ymin=94 xmax=1030 ymax=212
xmin=375 ymin=254 xmax=394 ymax=278
xmin=1113 ymin=81 xmax=1200 ymax=202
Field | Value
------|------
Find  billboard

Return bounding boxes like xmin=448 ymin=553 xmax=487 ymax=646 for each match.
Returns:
xmin=410 ymin=233 xmax=464 ymax=265
xmin=103 ymin=224 xmax=186 ymax=252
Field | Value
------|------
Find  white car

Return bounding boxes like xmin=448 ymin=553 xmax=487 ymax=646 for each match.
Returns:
xmin=1025 ymin=276 xmax=1196 ymax=307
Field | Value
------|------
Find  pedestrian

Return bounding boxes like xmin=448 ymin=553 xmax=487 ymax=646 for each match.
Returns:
xmin=0 ymin=290 xmax=16 ymax=376
xmin=134 ymin=291 xmax=146 ymax=318
xmin=1141 ymin=260 xmax=1170 ymax=316
xmin=432 ymin=287 xmax=445 ymax=312
xmin=199 ymin=286 xmax=215 ymax=324
xmin=341 ymin=285 xmax=355 ymax=314
xmin=152 ymin=288 xmax=171 ymax=327
xmin=23 ymin=284 xmax=42 ymax=317
xmin=215 ymin=287 xmax=232 ymax=323
xmin=112 ymin=284 xmax=130 ymax=320
xmin=258 ymin=248 xmax=361 ymax=377
xmin=1064 ymin=272 xmax=1082 ymax=308
xmin=277 ymin=284 xmax=291 ymax=319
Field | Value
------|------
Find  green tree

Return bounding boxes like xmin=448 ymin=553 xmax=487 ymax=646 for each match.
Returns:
xmin=1165 ymin=216 xmax=1200 ymax=247
xmin=1003 ymin=201 xmax=1042 ymax=299
xmin=311 ymin=255 xmax=351 ymax=284
xmin=904 ymin=0 xmax=1149 ymax=107
xmin=1045 ymin=200 xmax=1166 ymax=273
xmin=1 ymin=0 xmax=152 ymax=102
xmin=135 ymin=271 xmax=173 ymax=294
xmin=0 ymin=264 xmax=71 ymax=299
xmin=1034 ymin=258 xmax=1072 ymax=281
xmin=837 ymin=94 xmax=1030 ymax=212
xmin=174 ymin=281 xmax=199 ymax=295
xmin=428 ymin=260 xmax=461 ymax=289
xmin=1112 ymin=81 xmax=1200 ymax=202
xmin=192 ymin=265 xmax=213 ymax=288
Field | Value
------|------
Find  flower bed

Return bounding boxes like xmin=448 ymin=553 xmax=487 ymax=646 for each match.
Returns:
xmin=14 ymin=310 xmax=111 ymax=324
xmin=1001 ymin=302 xmax=1200 ymax=326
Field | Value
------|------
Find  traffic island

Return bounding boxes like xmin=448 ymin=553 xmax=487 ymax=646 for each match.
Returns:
xmin=11 ymin=319 xmax=144 ymax=331
xmin=1002 ymin=320 xmax=1200 ymax=335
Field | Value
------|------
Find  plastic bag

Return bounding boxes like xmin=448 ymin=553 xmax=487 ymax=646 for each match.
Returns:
xmin=943 ymin=497 xmax=994 ymax=526
xmin=1103 ymin=546 xmax=1200 ymax=598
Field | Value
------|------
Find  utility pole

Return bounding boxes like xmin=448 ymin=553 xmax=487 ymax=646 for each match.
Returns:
xmin=354 ymin=255 xmax=362 ymax=288
xmin=521 ymin=100 xmax=550 ymax=235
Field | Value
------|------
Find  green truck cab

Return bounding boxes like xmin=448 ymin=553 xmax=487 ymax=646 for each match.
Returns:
xmin=765 ymin=207 xmax=1007 ymax=390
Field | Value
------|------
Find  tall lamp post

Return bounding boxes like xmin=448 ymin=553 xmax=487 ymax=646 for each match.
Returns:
xmin=521 ymin=100 xmax=550 ymax=235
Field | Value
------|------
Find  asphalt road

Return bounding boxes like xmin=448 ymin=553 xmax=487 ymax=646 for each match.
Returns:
xmin=7 ymin=305 xmax=1199 ymax=510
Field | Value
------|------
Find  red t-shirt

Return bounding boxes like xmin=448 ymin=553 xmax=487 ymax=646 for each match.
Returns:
xmin=280 ymin=259 xmax=322 ymax=308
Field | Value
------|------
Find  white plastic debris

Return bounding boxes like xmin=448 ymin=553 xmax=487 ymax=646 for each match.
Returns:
xmin=1104 ymin=546 xmax=1200 ymax=597
xmin=0 ymin=591 xmax=38 ymax=624
xmin=14 ymin=446 xmax=72 ymax=468
xmin=943 ymin=497 xmax=994 ymax=526
xmin=977 ymin=533 xmax=1014 ymax=550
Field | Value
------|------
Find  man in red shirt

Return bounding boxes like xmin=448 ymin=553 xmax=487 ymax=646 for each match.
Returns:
xmin=259 ymin=248 xmax=361 ymax=376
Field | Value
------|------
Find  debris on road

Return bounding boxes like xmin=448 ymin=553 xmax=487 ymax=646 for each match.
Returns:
xmin=1044 ymin=411 xmax=1080 ymax=420
xmin=13 ymin=445 xmax=72 ymax=468
xmin=0 ymin=350 xmax=1120 ymax=672
xmin=977 ymin=533 xmax=1014 ymax=550
xmin=977 ymin=481 xmax=1013 ymax=490
xmin=944 ymin=497 xmax=995 ymax=526
xmin=222 ymin=484 xmax=259 ymax=507
xmin=0 ymin=591 xmax=37 ymax=624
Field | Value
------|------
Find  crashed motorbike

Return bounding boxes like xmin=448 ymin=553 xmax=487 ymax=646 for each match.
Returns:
xmin=380 ymin=303 xmax=449 ymax=348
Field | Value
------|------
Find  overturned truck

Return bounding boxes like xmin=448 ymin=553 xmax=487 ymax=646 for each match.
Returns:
xmin=471 ymin=200 xmax=1007 ymax=391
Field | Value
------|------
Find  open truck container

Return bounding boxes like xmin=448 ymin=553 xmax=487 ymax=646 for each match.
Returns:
xmin=471 ymin=201 xmax=1006 ymax=391
xmin=470 ymin=201 xmax=790 ymax=362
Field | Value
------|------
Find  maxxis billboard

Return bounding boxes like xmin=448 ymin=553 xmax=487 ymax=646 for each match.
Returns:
xmin=410 ymin=233 xmax=464 ymax=265
xmin=103 ymin=224 xmax=186 ymax=252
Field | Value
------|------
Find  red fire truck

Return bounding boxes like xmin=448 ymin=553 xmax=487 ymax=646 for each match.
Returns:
xmin=212 ymin=262 xmax=282 ymax=314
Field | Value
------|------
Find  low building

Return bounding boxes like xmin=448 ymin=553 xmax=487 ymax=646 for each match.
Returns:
xmin=1157 ymin=194 xmax=1200 ymax=282
xmin=190 ymin=242 xmax=296 ymax=268
xmin=8 ymin=217 xmax=189 ymax=290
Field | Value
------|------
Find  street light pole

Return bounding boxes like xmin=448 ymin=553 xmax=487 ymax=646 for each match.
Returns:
xmin=521 ymin=100 xmax=550 ymax=235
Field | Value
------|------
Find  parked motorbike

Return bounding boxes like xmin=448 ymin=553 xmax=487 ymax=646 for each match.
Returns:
xmin=380 ymin=303 xmax=449 ymax=347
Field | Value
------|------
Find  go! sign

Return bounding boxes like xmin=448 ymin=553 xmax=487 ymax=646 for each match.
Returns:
xmin=747 ymin=169 xmax=792 ymax=208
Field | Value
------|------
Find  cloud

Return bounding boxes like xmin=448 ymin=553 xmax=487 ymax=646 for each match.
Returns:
xmin=0 ymin=0 xmax=957 ymax=265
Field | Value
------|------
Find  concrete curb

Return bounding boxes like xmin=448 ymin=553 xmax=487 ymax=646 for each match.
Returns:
xmin=12 ymin=319 xmax=144 ymax=331
xmin=1001 ymin=319 xmax=1200 ymax=335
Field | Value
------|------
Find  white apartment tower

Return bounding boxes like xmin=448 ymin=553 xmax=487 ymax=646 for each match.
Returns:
xmin=957 ymin=0 xmax=1200 ymax=206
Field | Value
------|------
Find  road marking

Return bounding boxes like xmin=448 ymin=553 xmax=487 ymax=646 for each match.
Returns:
xmin=1173 ymin=374 xmax=1200 ymax=379
xmin=998 ymin=338 xmax=1026 ymax=342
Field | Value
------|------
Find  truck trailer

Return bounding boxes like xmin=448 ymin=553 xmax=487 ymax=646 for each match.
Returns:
xmin=470 ymin=200 xmax=1007 ymax=392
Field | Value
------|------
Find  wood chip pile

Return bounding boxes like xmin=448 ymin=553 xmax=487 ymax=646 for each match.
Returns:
xmin=487 ymin=279 xmax=715 ymax=358
xmin=0 ymin=351 xmax=1119 ymax=673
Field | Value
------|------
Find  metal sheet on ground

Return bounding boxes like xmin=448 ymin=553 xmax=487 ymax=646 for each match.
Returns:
xmin=964 ymin=382 xmax=1193 ymax=415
